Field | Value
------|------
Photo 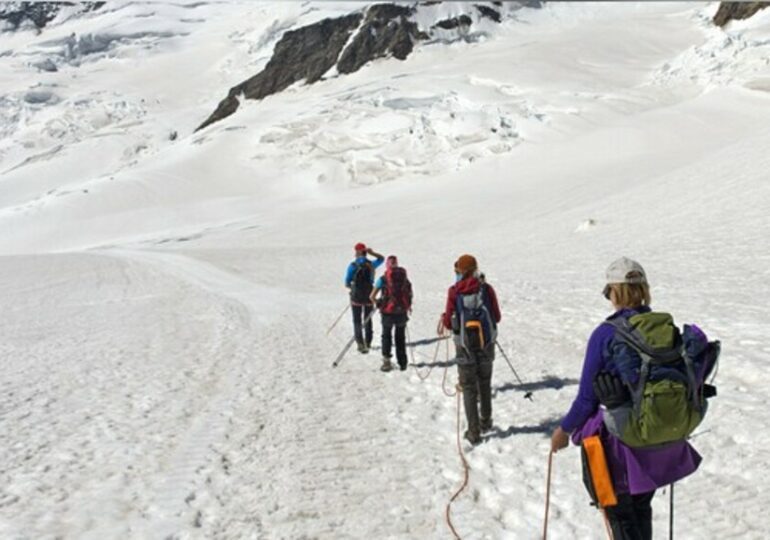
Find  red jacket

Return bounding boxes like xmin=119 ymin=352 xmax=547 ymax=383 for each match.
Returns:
xmin=442 ymin=277 xmax=502 ymax=329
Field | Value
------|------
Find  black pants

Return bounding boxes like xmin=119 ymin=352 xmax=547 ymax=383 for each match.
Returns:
xmin=381 ymin=313 xmax=408 ymax=367
xmin=456 ymin=347 xmax=494 ymax=434
xmin=604 ymin=491 xmax=654 ymax=540
xmin=351 ymin=304 xmax=373 ymax=346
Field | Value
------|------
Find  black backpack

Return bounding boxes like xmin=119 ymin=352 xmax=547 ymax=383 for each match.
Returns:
xmin=350 ymin=261 xmax=374 ymax=304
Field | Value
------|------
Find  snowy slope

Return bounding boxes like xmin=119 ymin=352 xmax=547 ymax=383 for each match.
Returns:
xmin=1 ymin=2 xmax=770 ymax=539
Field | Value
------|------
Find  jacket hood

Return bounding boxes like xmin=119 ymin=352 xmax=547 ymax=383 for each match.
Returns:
xmin=455 ymin=276 xmax=481 ymax=294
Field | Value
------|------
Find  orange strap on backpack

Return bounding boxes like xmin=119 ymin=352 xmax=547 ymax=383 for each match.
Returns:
xmin=583 ymin=436 xmax=617 ymax=508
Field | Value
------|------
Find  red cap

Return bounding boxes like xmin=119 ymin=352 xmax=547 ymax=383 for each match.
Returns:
xmin=355 ymin=242 xmax=366 ymax=252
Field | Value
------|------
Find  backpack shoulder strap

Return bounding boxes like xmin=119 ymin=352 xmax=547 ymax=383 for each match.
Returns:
xmin=607 ymin=317 xmax=657 ymax=414
xmin=356 ymin=260 xmax=373 ymax=276
xmin=608 ymin=316 xmax=680 ymax=363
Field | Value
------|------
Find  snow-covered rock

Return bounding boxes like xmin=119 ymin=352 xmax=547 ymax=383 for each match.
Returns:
xmin=197 ymin=2 xmax=539 ymax=130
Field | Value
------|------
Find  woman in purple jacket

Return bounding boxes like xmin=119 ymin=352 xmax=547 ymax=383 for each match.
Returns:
xmin=550 ymin=257 xmax=702 ymax=540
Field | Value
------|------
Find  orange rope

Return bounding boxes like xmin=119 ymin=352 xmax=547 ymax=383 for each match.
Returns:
xmin=407 ymin=327 xmax=436 ymax=381
xmin=602 ymin=508 xmax=614 ymax=540
xmin=442 ymin=338 xmax=457 ymax=397
xmin=445 ymin=385 xmax=469 ymax=539
xmin=543 ymin=451 xmax=554 ymax=540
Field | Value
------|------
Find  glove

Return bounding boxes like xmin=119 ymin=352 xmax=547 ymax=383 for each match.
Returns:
xmin=592 ymin=371 xmax=630 ymax=409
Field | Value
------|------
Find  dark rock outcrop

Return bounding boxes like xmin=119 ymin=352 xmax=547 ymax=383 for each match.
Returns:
xmin=0 ymin=2 xmax=103 ymax=31
xmin=434 ymin=14 xmax=473 ymax=30
xmin=198 ymin=13 xmax=363 ymax=131
xmin=475 ymin=5 xmax=502 ymax=23
xmin=713 ymin=2 xmax=770 ymax=27
xmin=337 ymin=5 xmax=428 ymax=74
xmin=197 ymin=2 xmax=539 ymax=131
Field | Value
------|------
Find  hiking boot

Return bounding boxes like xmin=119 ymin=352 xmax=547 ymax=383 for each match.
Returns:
xmin=464 ymin=429 xmax=481 ymax=445
xmin=480 ymin=417 xmax=493 ymax=433
xmin=399 ymin=363 xmax=407 ymax=371
xmin=357 ymin=341 xmax=367 ymax=354
xmin=381 ymin=357 xmax=393 ymax=372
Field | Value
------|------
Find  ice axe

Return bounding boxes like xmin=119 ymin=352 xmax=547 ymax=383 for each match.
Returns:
xmin=495 ymin=341 xmax=534 ymax=401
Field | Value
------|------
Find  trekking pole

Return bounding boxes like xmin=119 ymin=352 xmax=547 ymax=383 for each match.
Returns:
xmin=543 ymin=451 xmax=554 ymax=540
xmin=331 ymin=307 xmax=378 ymax=368
xmin=669 ymin=483 xmax=675 ymax=540
xmin=494 ymin=341 xmax=534 ymax=401
xmin=325 ymin=303 xmax=350 ymax=336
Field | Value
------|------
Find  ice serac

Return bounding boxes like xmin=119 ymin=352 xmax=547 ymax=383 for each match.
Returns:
xmin=196 ymin=2 xmax=535 ymax=132
xmin=713 ymin=2 xmax=770 ymax=27
xmin=0 ymin=1 xmax=103 ymax=31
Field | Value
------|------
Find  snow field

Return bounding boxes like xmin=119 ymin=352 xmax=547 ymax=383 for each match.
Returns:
xmin=1 ymin=2 xmax=770 ymax=539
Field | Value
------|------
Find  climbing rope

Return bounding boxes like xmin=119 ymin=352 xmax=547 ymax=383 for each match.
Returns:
xmin=402 ymin=320 xmax=470 ymax=538
xmin=601 ymin=509 xmax=614 ymax=540
xmin=442 ymin=337 xmax=457 ymax=397
xmin=445 ymin=383 xmax=469 ymax=540
xmin=543 ymin=451 xmax=554 ymax=539
xmin=407 ymin=326 xmax=436 ymax=381
xmin=543 ymin=452 xmax=613 ymax=540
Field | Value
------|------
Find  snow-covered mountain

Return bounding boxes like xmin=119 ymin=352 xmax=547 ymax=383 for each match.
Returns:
xmin=1 ymin=2 xmax=769 ymax=539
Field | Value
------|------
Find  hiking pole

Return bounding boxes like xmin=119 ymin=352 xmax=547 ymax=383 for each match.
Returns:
xmin=494 ymin=341 xmax=534 ymax=401
xmin=325 ymin=303 xmax=350 ymax=336
xmin=543 ymin=451 xmax=554 ymax=540
xmin=331 ymin=306 xmax=378 ymax=368
xmin=669 ymin=483 xmax=675 ymax=540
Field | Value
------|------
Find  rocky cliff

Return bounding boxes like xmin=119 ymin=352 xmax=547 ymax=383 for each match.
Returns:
xmin=0 ymin=1 xmax=103 ymax=31
xmin=713 ymin=2 xmax=770 ymax=27
xmin=197 ymin=2 xmax=538 ymax=131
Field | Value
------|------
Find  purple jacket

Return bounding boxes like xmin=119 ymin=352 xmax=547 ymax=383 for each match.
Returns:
xmin=561 ymin=306 xmax=702 ymax=495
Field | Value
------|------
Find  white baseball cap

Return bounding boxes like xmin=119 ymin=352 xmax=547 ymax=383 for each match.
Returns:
xmin=606 ymin=257 xmax=647 ymax=284
xmin=603 ymin=257 xmax=647 ymax=299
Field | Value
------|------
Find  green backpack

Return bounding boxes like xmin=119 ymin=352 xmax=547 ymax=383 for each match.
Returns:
xmin=602 ymin=312 xmax=720 ymax=448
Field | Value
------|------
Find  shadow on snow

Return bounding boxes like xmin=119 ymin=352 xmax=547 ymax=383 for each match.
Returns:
xmin=492 ymin=375 xmax=578 ymax=397
xmin=484 ymin=416 xmax=563 ymax=441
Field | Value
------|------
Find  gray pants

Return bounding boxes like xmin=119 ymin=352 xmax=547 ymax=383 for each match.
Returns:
xmin=456 ymin=346 xmax=494 ymax=435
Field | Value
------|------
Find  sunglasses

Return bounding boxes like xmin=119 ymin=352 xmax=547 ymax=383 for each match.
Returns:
xmin=602 ymin=284 xmax=611 ymax=300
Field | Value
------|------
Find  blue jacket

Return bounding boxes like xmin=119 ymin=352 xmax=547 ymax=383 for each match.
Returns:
xmin=344 ymin=256 xmax=384 ymax=287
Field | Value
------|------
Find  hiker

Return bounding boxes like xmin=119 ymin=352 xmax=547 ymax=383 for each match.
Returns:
xmin=550 ymin=257 xmax=719 ymax=540
xmin=439 ymin=254 xmax=502 ymax=444
xmin=344 ymin=243 xmax=384 ymax=353
xmin=370 ymin=255 xmax=413 ymax=372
